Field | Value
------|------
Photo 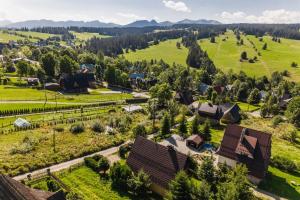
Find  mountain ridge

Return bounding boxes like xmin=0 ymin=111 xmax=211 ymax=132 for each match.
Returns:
xmin=2 ymin=18 xmax=222 ymax=28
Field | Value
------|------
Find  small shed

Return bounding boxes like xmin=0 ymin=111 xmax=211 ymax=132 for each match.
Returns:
xmin=27 ymin=78 xmax=39 ymax=86
xmin=186 ymin=135 xmax=204 ymax=149
xmin=123 ymin=105 xmax=143 ymax=113
xmin=45 ymin=83 xmax=61 ymax=91
xmin=14 ymin=118 xmax=30 ymax=128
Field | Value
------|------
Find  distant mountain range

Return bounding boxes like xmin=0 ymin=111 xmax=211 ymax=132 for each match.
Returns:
xmin=1 ymin=19 xmax=221 ymax=29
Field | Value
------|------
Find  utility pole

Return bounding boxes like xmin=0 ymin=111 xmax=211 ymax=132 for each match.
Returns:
xmin=53 ymin=129 xmax=56 ymax=153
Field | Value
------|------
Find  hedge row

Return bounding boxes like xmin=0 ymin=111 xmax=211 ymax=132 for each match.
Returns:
xmin=0 ymin=101 xmax=117 ymax=117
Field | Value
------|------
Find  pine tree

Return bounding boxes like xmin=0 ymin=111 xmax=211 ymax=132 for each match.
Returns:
xmin=217 ymin=165 xmax=254 ymax=200
xmin=167 ymin=171 xmax=192 ymax=200
xmin=198 ymin=156 xmax=215 ymax=185
xmin=262 ymin=43 xmax=268 ymax=50
xmin=161 ymin=113 xmax=171 ymax=136
xmin=202 ymin=119 xmax=211 ymax=141
xmin=190 ymin=114 xmax=200 ymax=135
xmin=128 ymin=170 xmax=152 ymax=197
xmin=191 ymin=181 xmax=211 ymax=200
xmin=178 ymin=115 xmax=187 ymax=137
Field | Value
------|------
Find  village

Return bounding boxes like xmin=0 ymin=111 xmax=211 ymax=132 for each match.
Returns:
xmin=0 ymin=14 xmax=300 ymax=200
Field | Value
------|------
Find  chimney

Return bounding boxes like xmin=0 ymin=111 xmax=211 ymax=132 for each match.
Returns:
xmin=240 ymin=128 xmax=248 ymax=142
xmin=167 ymin=145 xmax=175 ymax=152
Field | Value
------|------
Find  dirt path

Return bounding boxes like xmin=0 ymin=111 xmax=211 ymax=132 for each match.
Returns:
xmin=13 ymin=143 xmax=127 ymax=181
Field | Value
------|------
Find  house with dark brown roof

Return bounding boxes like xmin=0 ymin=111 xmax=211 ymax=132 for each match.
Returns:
xmin=198 ymin=102 xmax=223 ymax=124
xmin=0 ymin=174 xmax=65 ymax=200
xmin=216 ymin=124 xmax=272 ymax=184
xmin=186 ymin=135 xmax=204 ymax=149
xmin=194 ymin=102 xmax=241 ymax=124
xmin=220 ymin=103 xmax=241 ymax=124
xmin=126 ymin=136 xmax=189 ymax=196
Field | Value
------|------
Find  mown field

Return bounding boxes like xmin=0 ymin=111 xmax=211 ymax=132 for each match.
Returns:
xmin=0 ymin=85 xmax=132 ymax=103
xmin=124 ymin=31 xmax=300 ymax=81
xmin=59 ymin=166 xmax=132 ymax=200
xmin=0 ymin=31 xmax=27 ymax=43
xmin=16 ymin=31 xmax=57 ymax=40
xmin=71 ymin=31 xmax=110 ymax=41
xmin=124 ymin=39 xmax=188 ymax=66
xmin=199 ymin=31 xmax=300 ymax=82
xmin=71 ymin=31 xmax=111 ymax=45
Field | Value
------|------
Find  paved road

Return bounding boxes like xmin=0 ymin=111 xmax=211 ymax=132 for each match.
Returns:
xmin=13 ymin=143 xmax=126 ymax=181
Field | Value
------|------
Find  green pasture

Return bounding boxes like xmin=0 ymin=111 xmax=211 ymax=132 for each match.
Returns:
xmin=0 ymin=31 xmax=26 ymax=43
xmin=71 ymin=31 xmax=110 ymax=41
xmin=200 ymin=31 xmax=300 ymax=81
xmin=59 ymin=166 xmax=132 ymax=200
xmin=124 ymin=38 xmax=188 ymax=66
xmin=16 ymin=31 xmax=57 ymax=40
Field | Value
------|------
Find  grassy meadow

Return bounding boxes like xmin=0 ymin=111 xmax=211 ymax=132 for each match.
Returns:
xmin=124 ymin=39 xmax=188 ymax=66
xmin=0 ymin=85 xmax=132 ymax=102
xmin=71 ymin=31 xmax=110 ymax=41
xmin=0 ymin=107 xmax=150 ymax=176
xmin=199 ymin=31 xmax=300 ymax=81
xmin=59 ymin=166 xmax=132 ymax=200
xmin=16 ymin=31 xmax=57 ymax=40
xmin=0 ymin=31 xmax=26 ymax=43
xmin=124 ymin=30 xmax=300 ymax=81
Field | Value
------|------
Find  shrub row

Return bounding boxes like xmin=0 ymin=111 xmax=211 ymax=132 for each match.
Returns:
xmin=270 ymin=155 xmax=299 ymax=173
xmin=0 ymin=101 xmax=117 ymax=117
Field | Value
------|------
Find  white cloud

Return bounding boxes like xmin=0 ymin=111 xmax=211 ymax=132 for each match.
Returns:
xmin=162 ymin=0 xmax=191 ymax=13
xmin=218 ymin=9 xmax=300 ymax=24
xmin=117 ymin=12 xmax=145 ymax=20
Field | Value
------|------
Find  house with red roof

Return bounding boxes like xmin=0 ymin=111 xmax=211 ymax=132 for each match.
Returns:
xmin=216 ymin=124 xmax=272 ymax=184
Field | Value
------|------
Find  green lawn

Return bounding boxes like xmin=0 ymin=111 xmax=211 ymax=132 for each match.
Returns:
xmin=0 ymin=31 xmax=26 ymax=43
xmin=124 ymin=39 xmax=188 ymax=66
xmin=71 ymin=31 xmax=111 ymax=45
xmin=59 ymin=166 xmax=132 ymax=200
xmin=259 ymin=167 xmax=300 ymax=200
xmin=71 ymin=31 xmax=110 ymax=41
xmin=237 ymin=102 xmax=261 ymax=112
xmin=200 ymin=31 xmax=300 ymax=82
xmin=16 ymin=31 xmax=57 ymax=40
xmin=0 ymin=85 xmax=132 ymax=103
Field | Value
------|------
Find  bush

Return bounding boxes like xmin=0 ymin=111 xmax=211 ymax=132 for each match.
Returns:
xmin=54 ymin=126 xmax=64 ymax=132
xmin=110 ymin=162 xmax=132 ymax=189
xmin=46 ymin=179 xmax=60 ymax=192
xmin=132 ymin=124 xmax=147 ymax=138
xmin=70 ymin=123 xmax=85 ymax=134
xmin=98 ymin=157 xmax=110 ymax=174
xmin=270 ymin=156 xmax=298 ymax=173
xmin=10 ymin=136 xmax=39 ymax=155
xmin=91 ymin=121 xmax=105 ymax=133
xmin=119 ymin=143 xmax=132 ymax=159
xmin=66 ymin=191 xmax=84 ymax=200
xmin=84 ymin=157 xmax=99 ymax=172
xmin=272 ymin=115 xmax=283 ymax=127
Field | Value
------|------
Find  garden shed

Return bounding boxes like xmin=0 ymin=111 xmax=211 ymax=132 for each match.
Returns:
xmin=123 ymin=105 xmax=143 ymax=113
xmin=14 ymin=118 xmax=31 ymax=128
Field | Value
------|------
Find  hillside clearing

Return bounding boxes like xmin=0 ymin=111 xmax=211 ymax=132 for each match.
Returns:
xmin=124 ymin=39 xmax=188 ymax=66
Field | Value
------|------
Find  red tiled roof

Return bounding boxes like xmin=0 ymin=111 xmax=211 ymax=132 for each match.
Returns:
xmin=126 ymin=137 xmax=188 ymax=188
xmin=216 ymin=124 xmax=272 ymax=179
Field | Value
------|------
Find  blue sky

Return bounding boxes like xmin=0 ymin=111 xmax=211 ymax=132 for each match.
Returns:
xmin=1 ymin=0 xmax=300 ymax=24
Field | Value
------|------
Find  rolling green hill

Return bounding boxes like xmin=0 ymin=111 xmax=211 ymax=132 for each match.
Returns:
xmin=200 ymin=31 xmax=300 ymax=81
xmin=125 ymin=31 xmax=300 ymax=81
xmin=124 ymin=38 xmax=188 ymax=66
